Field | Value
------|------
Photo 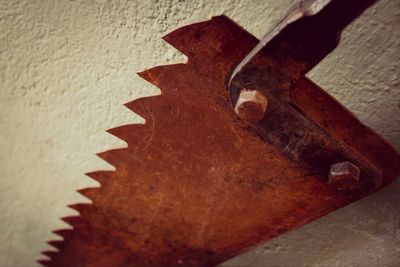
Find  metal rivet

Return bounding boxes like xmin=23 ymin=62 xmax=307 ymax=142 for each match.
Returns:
xmin=328 ymin=161 xmax=360 ymax=191
xmin=234 ymin=89 xmax=268 ymax=124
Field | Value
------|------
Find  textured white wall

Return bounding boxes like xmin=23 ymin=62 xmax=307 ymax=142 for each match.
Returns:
xmin=0 ymin=0 xmax=398 ymax=266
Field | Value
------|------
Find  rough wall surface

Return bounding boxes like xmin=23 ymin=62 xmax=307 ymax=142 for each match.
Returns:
xmin=0 ymin=0 xmax=398 ymax=267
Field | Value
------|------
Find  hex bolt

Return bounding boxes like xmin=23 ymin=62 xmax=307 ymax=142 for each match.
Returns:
xmin=328 ymin=161 xmax=360 ymax=191
xmin=234 ymin=89 xmax=268 ymax=124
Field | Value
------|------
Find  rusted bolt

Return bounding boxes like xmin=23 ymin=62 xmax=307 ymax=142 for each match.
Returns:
xmin=328 ymin=161 xmax=360 ymax=191
xmin=234 ymin=89 xmax=268 ymax=124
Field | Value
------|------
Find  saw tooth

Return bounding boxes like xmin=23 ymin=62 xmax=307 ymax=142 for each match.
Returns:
xmin=61 ymin=216 xmax=81 ymax=228
xmin=162 ymin=15 xmax=245 ymax=61
xmin=162 ymin=24 xmax=195 ymax=58
xmin=107 ymin=124 xmax=147 ymax=143
xmin=124 ymin=96 xmax=164 ymax=120
xmin=137 ymin=64 xmax=185 ymax=89
xmin=85 ymin=171 xmax=113 ymax=186
xmin=77 ymin=187 xmax=100 ymax=201
xmin=137 ymin=67 xmax=162 ymax=87
xmin=163 ymin=15 xmax=257 ymax=71
xmin=37 ymin=259 xmax=52 ymax=267
xmin=47 ymin=240 xmax=65 ymax=250
xmin=53 ymin=229 xmax=73 ymax=239
xmin=96 ymin=149 xmax=126 ymax=169
xmin=162 ymin=16 xmax=227 ymax=58
xmin=68 ymin=203 xmax=91 ymax=214
xmin=42 ymin=250 xmax=58 ymax=259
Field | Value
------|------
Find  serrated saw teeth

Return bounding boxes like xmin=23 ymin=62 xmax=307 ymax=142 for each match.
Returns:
xmin=47 ymin=240 xmax=65 ymax=250
xmin=96 ymin=148 xmax=134 ymax=169
xmin=52 ymin=229 xmax=74 ymax=240
xmin=68 ymin=203 xmax=91 ymax=214
xmin=124 ymin=95 xmax=164 ymax=121
xmin=76 ymin=187 xmax=99 ymax=201
xmin=137 ymin=64 xmax=187 ymax=90
xmin=61 ymin=216 xmax=81 ymax=227
xmin=37 ymin=259 xmax=52 ymax=267
xmin=161 ymin=19 xmax=212 ymax=59
xmin=85 ymin=171 xmax=113 ymax=186
xmin=162 ymin=15 xmax=254 ymax=65
xmin=106 ymin=124 xmax=147 ymax=143
xmin=42 ymin=251 xmax=59 ymax=259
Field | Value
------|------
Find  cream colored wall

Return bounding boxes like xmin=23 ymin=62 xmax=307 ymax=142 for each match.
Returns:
xmin=0 ymin=0 xmax=398 ymax=266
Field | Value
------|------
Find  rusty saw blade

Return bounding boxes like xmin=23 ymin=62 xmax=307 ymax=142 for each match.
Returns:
xmin=40 ymin=5 xmax=399 ymax=267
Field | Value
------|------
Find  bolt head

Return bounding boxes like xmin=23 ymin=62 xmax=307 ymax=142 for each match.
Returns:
xmin=328 ymin=161 xmax=360 ymax=191
xmin=234 ymin=89 xmax=268 ymax=124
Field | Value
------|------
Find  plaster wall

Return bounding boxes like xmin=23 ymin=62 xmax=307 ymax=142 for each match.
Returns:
xmin=0 ymin=0 xmax=399 ymax=266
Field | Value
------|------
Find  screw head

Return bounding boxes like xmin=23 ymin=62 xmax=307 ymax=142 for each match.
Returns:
xmin=234 ymin=89 xmax=268 ymax=124
xmin=328 ymin=161 xmax=360 ymax=191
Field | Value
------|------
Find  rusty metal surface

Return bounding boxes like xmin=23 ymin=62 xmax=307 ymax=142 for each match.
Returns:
xmin=40 ymin=15 xmax=400 ymax=267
